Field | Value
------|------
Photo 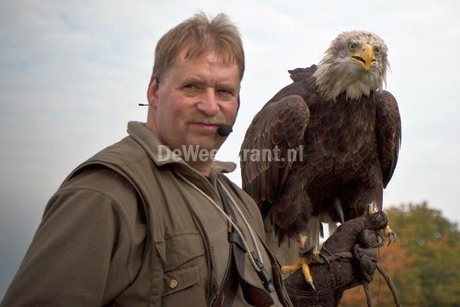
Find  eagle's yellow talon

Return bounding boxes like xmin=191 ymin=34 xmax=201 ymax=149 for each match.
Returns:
xmin=384 ymin=224 xmax=393 ymax=237
xmin=281 ymin=258 xmax=303 ymax=274
xmin=281 ymin=257 xmax=315 ymax=290
xmin=368 ymin=206 xmax=397 ymax=245
xmin=384 ymin=224 xmax=397 ymax=245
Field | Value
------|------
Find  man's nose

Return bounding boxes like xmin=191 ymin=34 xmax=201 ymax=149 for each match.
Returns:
xmin=197 ymin=89 xmax=219 ymax=115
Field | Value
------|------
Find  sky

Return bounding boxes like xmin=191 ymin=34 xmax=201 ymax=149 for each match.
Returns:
xmin=1 ymin=0 xmax=460 ymax=299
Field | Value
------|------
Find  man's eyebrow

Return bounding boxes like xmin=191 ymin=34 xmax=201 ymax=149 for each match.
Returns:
xmin=181 ymin=76 xmax=202 ymax=84
xmin=216 ymin=81 xmax=239 ymax=90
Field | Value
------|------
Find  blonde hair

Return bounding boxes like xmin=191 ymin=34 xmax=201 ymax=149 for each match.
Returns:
xmin=152 ymin=12 xmax=245 ymax=81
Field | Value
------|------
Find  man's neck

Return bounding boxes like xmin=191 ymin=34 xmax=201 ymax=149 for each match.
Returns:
xmin=187 ymin=160 xmax=213 ymax=176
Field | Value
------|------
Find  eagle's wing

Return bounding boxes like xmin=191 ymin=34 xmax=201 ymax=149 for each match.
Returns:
xmin=375 ymin=90 xmax=402 ymax=188
xmin=240 ymin=95 xmax=310 ymax=217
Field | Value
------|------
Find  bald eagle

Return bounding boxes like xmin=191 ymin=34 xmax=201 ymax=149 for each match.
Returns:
xmin=240 ymin=31 xmax=401 ymax=288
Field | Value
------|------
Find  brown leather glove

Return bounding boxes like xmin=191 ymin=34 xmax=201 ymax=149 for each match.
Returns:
xmin=284 ymin=211 xmax=388 ymax=307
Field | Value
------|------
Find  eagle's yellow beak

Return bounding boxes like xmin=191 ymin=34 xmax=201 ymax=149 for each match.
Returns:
xmin=351 ymin=43 xmax=376 ymax=70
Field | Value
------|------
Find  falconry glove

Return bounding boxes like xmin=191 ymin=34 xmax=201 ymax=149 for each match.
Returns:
xmin=284 ymin=211 xmax=401 ymax=307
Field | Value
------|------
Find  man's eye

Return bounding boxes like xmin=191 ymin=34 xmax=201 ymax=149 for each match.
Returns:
xmin=217 ymin=89 xmax=235 ymax=100
xmin=184 ymin=84 xmax=197 ymax=90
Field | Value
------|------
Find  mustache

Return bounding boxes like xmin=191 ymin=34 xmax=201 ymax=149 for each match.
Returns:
xmin=190 ymin=115 xmax=227 ymax=125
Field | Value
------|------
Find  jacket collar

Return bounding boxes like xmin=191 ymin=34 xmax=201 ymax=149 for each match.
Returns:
xmin=127 ymin=121 xmax=237 ymax=178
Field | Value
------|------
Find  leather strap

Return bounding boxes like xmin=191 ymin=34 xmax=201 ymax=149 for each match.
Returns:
xmin=216 ymin=182 xmax=274 ymax=307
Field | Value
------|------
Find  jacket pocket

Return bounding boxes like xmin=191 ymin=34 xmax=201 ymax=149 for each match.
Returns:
xmin=163 ymin=264 xmax=200 ymax=297
xmin=163 ymin=231 xmax=205 ymax=270
xmin=161 ymin=232 xmax=206 ymax=298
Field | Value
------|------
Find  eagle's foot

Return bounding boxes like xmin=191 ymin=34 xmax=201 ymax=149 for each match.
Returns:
xmin=367 ymin=204 xmax=397 ymax=246
xmin=281 ymin=256 xmax=316 ymax=291
xmin=384 ymin=224 xmax=397 ymax=246
xmin=280 ymin=235 xmax=325 ymax=291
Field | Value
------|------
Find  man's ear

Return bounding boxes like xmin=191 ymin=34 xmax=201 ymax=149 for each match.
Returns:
xmin=146 ymin=74 xmax=160 ymax=107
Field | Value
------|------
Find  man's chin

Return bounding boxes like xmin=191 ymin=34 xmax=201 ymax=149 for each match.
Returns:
xmin=191 ymin=136 xmax=223 ymax=151
xmin=175 ymin=140 xmax=219 ymax=158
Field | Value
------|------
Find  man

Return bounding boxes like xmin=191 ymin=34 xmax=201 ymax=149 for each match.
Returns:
xmin=1 ymin=13 xmax=386 ymax=307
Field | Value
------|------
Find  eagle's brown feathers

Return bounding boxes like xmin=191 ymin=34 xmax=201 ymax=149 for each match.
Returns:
xmin=240 ymin=31 xmax=401 ymax=253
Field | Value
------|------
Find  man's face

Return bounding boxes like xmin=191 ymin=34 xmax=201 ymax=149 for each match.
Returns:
xmin=146 ymin=48 xmax=240 ymax=173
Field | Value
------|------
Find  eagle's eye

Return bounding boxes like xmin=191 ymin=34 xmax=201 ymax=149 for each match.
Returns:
xmin=348 ymin=42 xmax=357 ymax=52
xmin=374 ymin=46 xmax=380 ymax=54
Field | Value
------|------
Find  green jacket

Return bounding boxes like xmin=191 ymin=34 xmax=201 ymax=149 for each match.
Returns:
xmin=1 ymin=122 xmax=292 ymax=307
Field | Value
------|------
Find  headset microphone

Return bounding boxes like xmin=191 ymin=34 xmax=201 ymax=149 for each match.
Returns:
xmin=139 ymin=103 xmax=233 ymax=137
xmin=217 ymin=124 xmax=233 ymax=137
xmin=217 ymin=95 xmax=240 ymax=137
xmin=139 ymin=95 xmax=239 ymax=138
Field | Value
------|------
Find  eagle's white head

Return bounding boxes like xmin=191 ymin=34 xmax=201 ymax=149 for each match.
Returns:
xmin=313 ymin=31 xmax=389 ymax=101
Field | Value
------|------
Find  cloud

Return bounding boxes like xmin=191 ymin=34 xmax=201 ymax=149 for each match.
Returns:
xmin=1 ymin=0 xmax=460 ymax=300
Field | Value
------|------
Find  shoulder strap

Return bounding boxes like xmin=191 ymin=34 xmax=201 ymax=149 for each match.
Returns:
xmin=216 ymin=183 xmax=275 ymax=307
